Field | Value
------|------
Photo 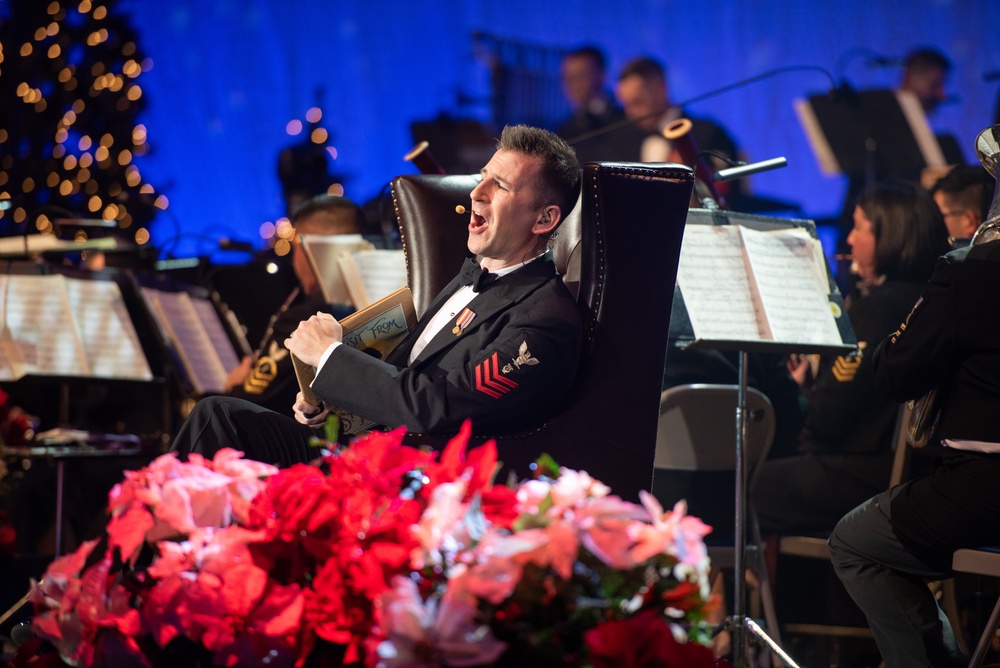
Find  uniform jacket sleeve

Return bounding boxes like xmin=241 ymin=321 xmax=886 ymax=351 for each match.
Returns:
xmin=801 ymin=278 xmax=925 ymax=453
xmin=872 ymin=250 xmax=961 ymax=403
xmin=310 ymin=259 xmax=583 ymax=435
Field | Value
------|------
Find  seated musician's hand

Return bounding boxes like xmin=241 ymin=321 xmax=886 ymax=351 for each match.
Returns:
xmin=787 ymin=353 xmax=814 ymax=388
xmin=223 ymin=355 xmax=254 ymax=392
xmin=293 ymin=391 xmax=329 ymax=428
xmin=285 ymin=312 xmax=343 ymax=367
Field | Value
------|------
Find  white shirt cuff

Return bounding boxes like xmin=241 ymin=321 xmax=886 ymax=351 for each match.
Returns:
xmin=312 ymin=341 xmax=342 ymax=386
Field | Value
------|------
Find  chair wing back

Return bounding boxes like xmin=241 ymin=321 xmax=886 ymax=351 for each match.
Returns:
xmin=391 ymin=174 xmax=480 ymax=318
xmin=655 ymin=384 xmax=776 ymax=486
xmin=392 ymin=163 xmax=694 ymax=501
xmin=392 ymin=174 xmax=587 ymax=303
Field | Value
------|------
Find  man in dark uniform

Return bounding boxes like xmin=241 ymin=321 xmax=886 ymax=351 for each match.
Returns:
xmin=614 ymin=56 xmax=742 ymax=200
xmin=172 ymin=125 xmax=583 ymax=466
xmin=829 ymin=236 xmax=1000 ymax=667
xmin=223 ymin=194 xmax=365 ymax=413
xmin=555 ymin=45 xmax=643 ymax=164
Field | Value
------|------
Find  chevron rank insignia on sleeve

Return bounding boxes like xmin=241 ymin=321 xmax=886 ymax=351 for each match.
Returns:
xmin=475 ymin=352 xmax=518 ymax=398
xmin=242 ymin=340 xmax=286 ymax=394
xmin=832 ymin=342 xmax=865 ymax=382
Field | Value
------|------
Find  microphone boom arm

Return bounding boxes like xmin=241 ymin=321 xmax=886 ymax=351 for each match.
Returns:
xmin=713 ymin=156 xmax=788 ymax=182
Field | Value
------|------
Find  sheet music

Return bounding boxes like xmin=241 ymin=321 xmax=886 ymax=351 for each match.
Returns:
xmin=142 ymin=287 xmax=228 ymax=394
xmin=64 ymin=277 xmax=153 ymax=380
xmin=349 ymin=249 xmax=408 ymax=305
xmin=190 ymin=297 xmax=243 ymax=376
xmin=676 ymin=225 xmax=766 ymax=341
xmin=300 ymin=234 xmax=376 ymax=305
xmin=0 ymin=275 xmax=90 ymax=378
xmin=739 ymin=227 xmax=842 ymax=345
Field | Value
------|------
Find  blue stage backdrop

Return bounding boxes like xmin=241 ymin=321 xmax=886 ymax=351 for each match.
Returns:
xmin=118 ymin=0 xmax=1000 ymax=260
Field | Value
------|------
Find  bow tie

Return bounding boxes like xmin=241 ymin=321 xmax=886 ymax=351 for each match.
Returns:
xmin=460 ymin=258 xmax=498 ymax=293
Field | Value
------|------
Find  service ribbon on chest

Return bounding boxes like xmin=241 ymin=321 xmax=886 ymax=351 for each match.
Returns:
xmin=452 ymin=307 xmax=476 ymax=336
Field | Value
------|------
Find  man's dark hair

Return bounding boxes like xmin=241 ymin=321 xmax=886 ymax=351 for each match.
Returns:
xmin=564 ymin=45 xmax=607 ymax=72
xmin=931 ymin=166 xmax=996 ymax=224
xmin=290 ymin=194 xmax=365 ymax=234
xmin=617 ymin=56 xmax=667 ymax=84
xmin=497 ymin=125 xmax=580 ymax=220
xmin=904 ymin=48 xmax=952 ymax=74
xmin=856 ymin=182 xmax=949 ymax=281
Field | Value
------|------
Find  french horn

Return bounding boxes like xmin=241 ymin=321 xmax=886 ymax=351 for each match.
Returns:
xmin=907 ymin=124 xmax=1000 ymax=447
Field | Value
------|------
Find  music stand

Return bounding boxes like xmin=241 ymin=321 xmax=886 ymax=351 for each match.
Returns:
xmin=672 ymin=209 xmax=858 ymax=666
xmin=795 ymin=88 xmax=947 ymax=183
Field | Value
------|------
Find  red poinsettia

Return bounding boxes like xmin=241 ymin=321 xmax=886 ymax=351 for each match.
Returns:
xmin=242 ymin=427 xmax=442 ymax=664
xmin=584 ymin=609 xmax=717 ymax=668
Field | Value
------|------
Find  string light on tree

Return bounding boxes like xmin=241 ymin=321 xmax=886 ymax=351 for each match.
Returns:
xmin=0 ymin=0 xmax=163 ymax=245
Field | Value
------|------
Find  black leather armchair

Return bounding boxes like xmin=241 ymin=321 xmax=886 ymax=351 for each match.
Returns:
xmin=390 ymin=163 xmax=694 ymax=500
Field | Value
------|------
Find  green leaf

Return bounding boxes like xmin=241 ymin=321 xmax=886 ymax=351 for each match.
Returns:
xmin=533 ymin=453 xmax=560 ymax=479
xmin=323 ymin=414 xmax=341 ymax=444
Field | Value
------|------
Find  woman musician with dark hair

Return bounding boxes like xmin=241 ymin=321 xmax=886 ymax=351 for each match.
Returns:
xmin=754 ymin=182 xmax=950 ymax=536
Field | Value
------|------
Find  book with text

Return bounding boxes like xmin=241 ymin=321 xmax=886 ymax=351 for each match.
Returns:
xmin=291 ymin=285 xmax=416 ymax=435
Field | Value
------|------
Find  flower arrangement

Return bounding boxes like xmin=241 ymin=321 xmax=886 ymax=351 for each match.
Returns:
xmin=0 ymin=387 xmax=38 ymax=447
xmin=0 ymin=387 xmax=40 ymax=559
xmin=27 ymin=421 xmax=726 ymax=668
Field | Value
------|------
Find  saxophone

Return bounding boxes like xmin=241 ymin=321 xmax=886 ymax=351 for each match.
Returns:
xmin=907 ymin=124 xmax=1000 ymax=447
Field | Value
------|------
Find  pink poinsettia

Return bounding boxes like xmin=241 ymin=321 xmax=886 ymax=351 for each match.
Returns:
xmin=106 ymin=449 xmax=277 ymax=563
xmin=515 ymin=465 xmax=610 ymax=516
xmin=30 ymin=544 xmax=147 ymax=667
xmin=410 ymin=479 xmax=470 ymax=568
xmin=629 ymin=492 xmax=712 ymax=566
xmin=445 ymin=527 xmax=547 ymax=606
xmin=376 ymin=576 xmax=506 ymax=668
xmin=141 ymin=525 xmax=302 ymax=665
xmin=30 ymin=539 xmax=101 ymax=664
xmin=574 ymin=494 xmax=651 ymax=570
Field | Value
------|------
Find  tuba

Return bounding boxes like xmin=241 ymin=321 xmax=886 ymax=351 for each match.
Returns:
xmin=907 ymin=124 xmax=1000 ymax=447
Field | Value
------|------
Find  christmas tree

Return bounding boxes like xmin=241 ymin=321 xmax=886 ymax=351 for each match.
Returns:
xmin=0 ymin=0 xmax=163 ymax=246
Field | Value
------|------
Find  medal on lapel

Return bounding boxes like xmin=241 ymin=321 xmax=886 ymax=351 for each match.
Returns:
xmin=452 ymin=307 xmax=476 ymax=336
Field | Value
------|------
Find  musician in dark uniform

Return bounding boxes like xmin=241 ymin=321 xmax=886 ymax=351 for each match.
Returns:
xmin=614 ymin=56 xmax=741 ymax=198
xmin=172 ymin=125 xmax=583 ymax=466
xmin=555 ymin=45 xmax=643 ymax=164
xmin=830 ymin=234 xmax=1000 ymax=667
xmin=930 ymin=164 xmax=995 ymax=241
xmin=753 ymin=183 xmax=949 ymax=535
xmin=223 ymin=194 xmax=364 ymax=414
